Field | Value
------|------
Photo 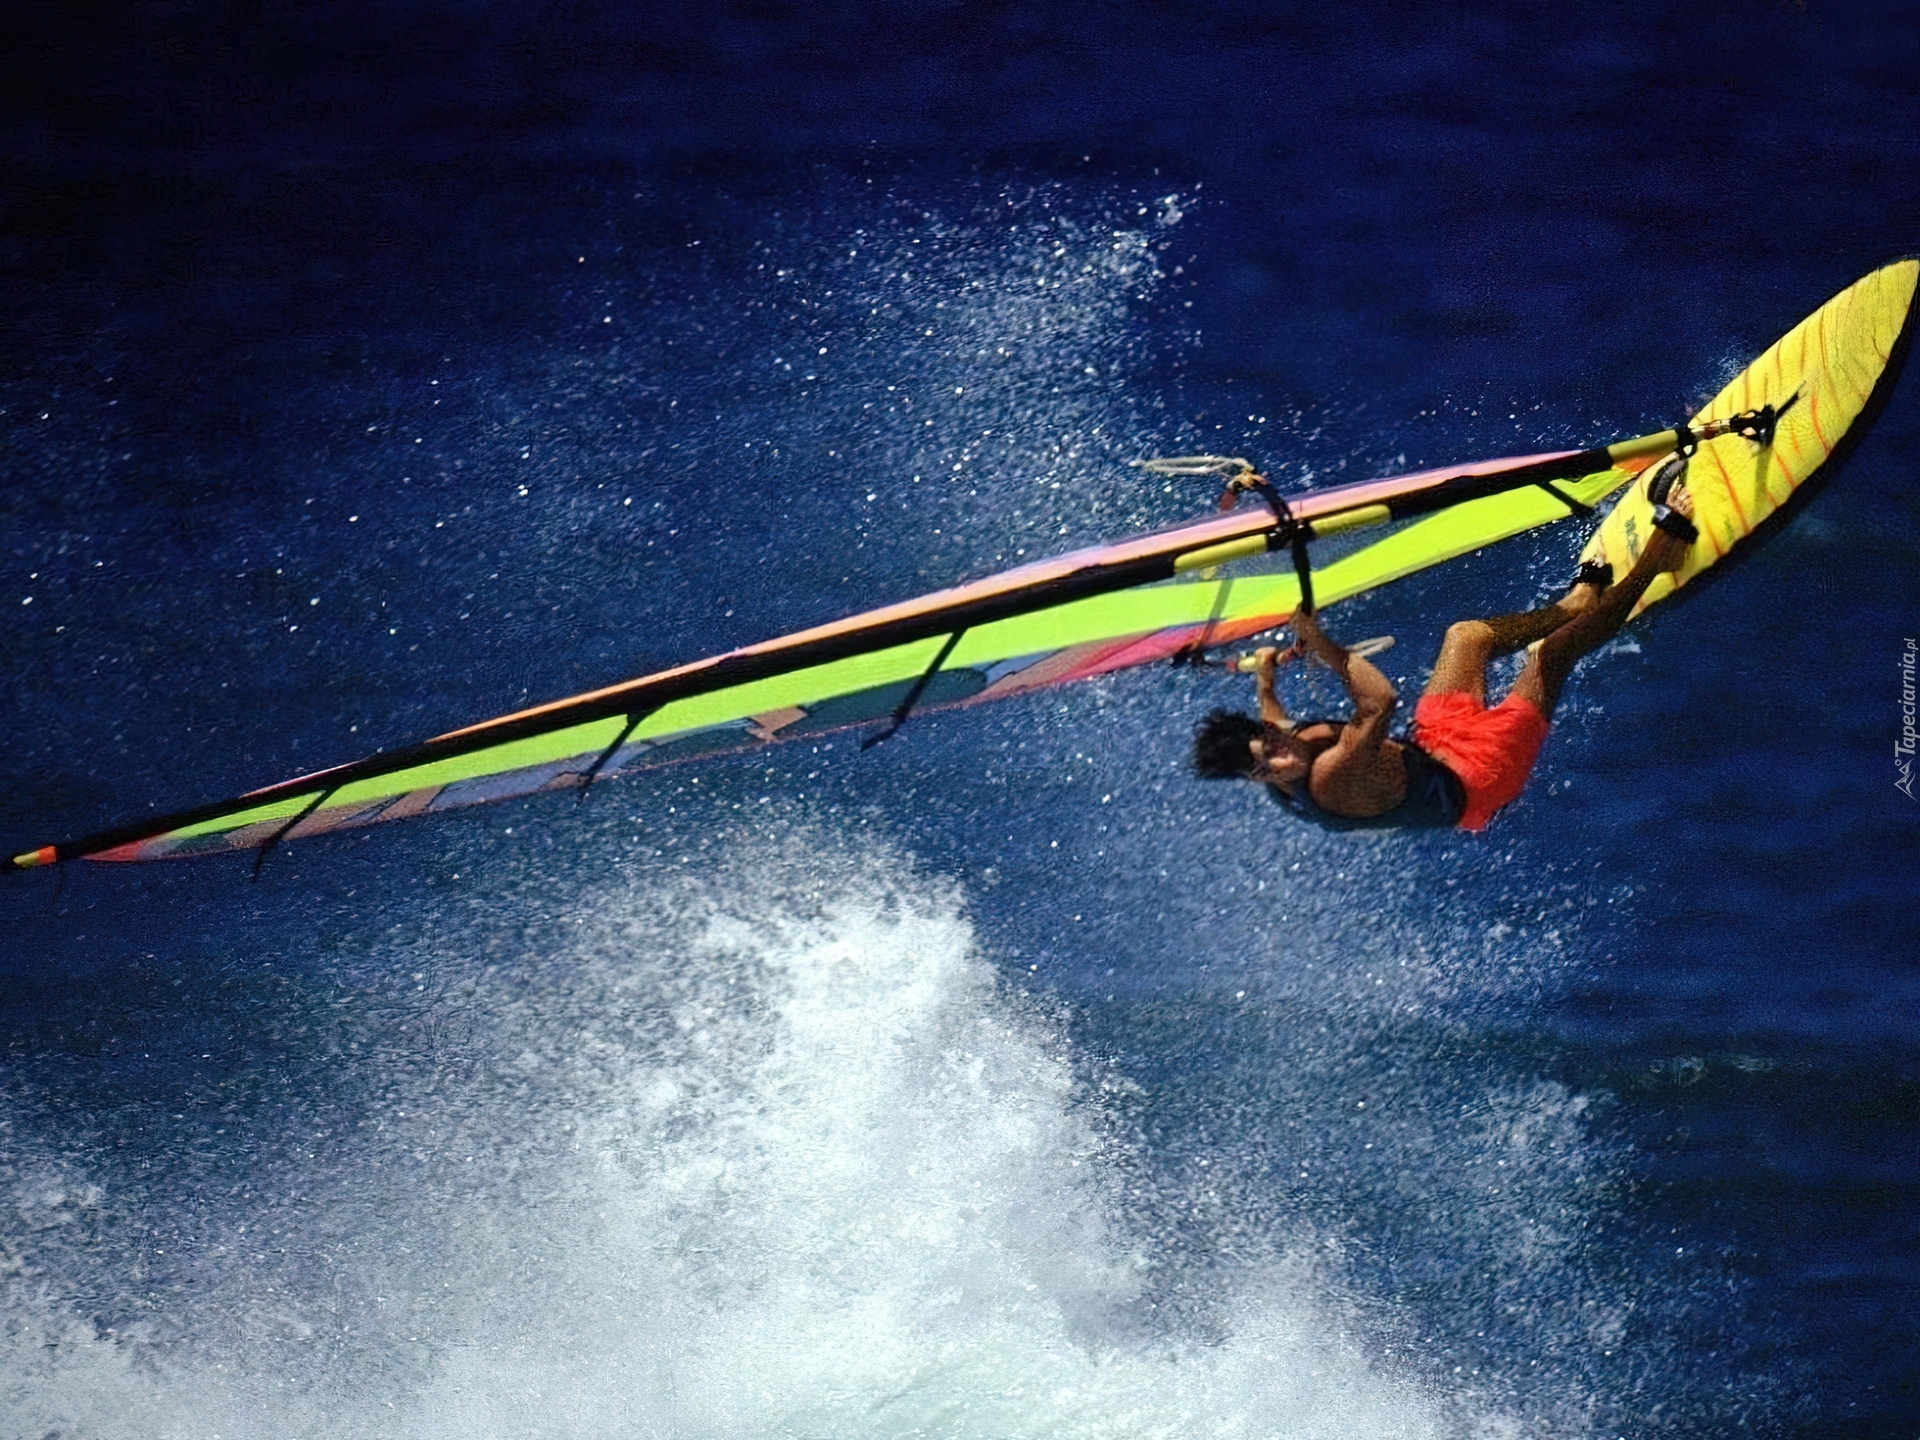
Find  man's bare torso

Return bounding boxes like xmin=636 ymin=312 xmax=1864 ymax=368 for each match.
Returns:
xmin=1274 ymin=720 xmax=1411 ymax=819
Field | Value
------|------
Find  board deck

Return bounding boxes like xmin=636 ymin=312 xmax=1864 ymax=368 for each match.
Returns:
xmin=1580 ymin=260 xmax=1919 ymax=616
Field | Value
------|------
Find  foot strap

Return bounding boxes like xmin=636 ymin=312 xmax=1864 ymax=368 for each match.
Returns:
xmin=1572 ymin=558 xmax=1613 ymax=589
xmin=1650 ymin=504 xmax=1698 ymax=544
xmin=1646 ymin=451 xmax=1689 ymax=507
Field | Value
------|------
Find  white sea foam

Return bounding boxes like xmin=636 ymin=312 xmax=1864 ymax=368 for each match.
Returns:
xmin=1 ymin=840 xmax=1488 ymax=1440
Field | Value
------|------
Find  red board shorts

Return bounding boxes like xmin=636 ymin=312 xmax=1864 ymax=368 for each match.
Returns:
xmin=1411 ymin=691 xmax=1551 ymax=832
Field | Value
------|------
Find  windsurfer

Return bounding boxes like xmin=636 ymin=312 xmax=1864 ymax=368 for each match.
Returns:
xmin=1191 ymin=476 xmax=1698 ymax=831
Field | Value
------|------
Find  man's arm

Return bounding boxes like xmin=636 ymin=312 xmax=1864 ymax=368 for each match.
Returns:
xmin=1251 ymin=646 xmax=1291 ymax=729
xmin=1291 ymin=610 xmax=1397 ymax=745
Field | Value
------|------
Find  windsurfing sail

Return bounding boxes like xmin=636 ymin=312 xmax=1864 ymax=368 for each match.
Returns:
xmin=11 ymin=260 xmax=1914 ymax=869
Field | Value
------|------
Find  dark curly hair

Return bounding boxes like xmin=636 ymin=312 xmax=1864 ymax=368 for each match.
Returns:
xmin=1192 ymin=708 xmax=1264 ymax=780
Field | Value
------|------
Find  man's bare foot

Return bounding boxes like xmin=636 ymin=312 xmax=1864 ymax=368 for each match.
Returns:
xmin=1545 ymin=556 xmax=1611 ymax=618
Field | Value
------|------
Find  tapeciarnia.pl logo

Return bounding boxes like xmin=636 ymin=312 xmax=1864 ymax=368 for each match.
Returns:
xmin=1900 ymin=638 xmax=1918 ymax=799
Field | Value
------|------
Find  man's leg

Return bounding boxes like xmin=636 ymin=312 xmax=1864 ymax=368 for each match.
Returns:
xmin=1510 ymin=484 xmax=1695 ymax=717
xmin=1423 ymin=572 xmax=1609 ymax=702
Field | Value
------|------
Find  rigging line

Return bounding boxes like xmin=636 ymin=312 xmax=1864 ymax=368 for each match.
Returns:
xmin=1289 ymin=532 xmax=1316 ymax=615
xmin=1531 ymin=480 xmax=1595 ymax=518
xmin=1195 ymin=572 xmax=1237 ymax=656
xmin=576 ymin=706 xmax=660 ymax=804
xmin=251 ymin=786 xmax=336 ymax=880
xmin=1169 ymin=572 xmax=1238 ymax=668
xmin=861 ymin=629 xmax=968 ymax=751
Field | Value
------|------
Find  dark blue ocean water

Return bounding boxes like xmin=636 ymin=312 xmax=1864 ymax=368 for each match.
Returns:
xmin=4 ymin=5 xmax=1918 ymax=1435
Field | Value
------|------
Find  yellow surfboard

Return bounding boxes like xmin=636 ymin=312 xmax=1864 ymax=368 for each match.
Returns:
xmin=1581 ymin=259 xmax=1918 ymax=616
